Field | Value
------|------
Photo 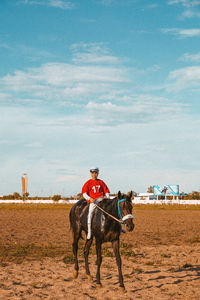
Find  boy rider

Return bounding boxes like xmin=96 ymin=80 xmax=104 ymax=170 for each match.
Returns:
xmin=82 ymin=167 xmax=110 ymax=240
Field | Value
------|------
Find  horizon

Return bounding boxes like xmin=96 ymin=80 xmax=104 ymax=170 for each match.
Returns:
xmin=1 ymin=0 xmax=200 ymax=195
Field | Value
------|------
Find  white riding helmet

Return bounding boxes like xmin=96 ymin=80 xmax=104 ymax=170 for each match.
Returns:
xmin=90 ymin=167 xmax=99 ymax=173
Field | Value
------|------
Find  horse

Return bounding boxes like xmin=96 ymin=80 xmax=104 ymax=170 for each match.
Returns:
xmin=69 ymin=191 xmax=135 ymax=289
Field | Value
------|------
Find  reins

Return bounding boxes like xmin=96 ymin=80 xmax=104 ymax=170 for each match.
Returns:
xmin=95 ymin=198 xmax=134 ymax=224
xmin=95 ymin=203 xmax=123 ymax=224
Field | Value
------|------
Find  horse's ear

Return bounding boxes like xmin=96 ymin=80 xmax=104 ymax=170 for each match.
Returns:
xmin=118 ymin=191 xmax=122 ymax=199
xmin=127 ymin=191 xmax=133 ymax=201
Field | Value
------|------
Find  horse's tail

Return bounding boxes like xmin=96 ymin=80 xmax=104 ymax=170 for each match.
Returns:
xmin=69 ymin=206 xmax=77 ymax=232
xmin=69 ymin=207 xmax=73 ymax=231
xmin=69 ymin=200 xmax=85 ymax=240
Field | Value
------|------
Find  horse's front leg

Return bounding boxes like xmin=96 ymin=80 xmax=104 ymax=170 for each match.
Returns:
xmin=95 ymin=239 xmax=102 ymax=286
xmin=112 ymin=239 xmax=125 ymax=289
xmin=84 ymin=238 xmax=93 ymax=282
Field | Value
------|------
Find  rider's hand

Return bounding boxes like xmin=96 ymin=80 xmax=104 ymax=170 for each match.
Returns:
xmin=90 ymin=198 xmax=95 ymax=203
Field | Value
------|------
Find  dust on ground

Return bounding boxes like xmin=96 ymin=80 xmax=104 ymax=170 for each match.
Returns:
xmin=0 ymin=205 xmax=199 ymax=299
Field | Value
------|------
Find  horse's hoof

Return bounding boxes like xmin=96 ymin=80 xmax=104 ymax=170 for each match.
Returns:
xmin=119 ymin=286 xmax=126 ymax=292
xmin=73 ymin=270 xmax=78 ymax=279
xmin=96 ymin=283 xmax=102 ymax=288
xmin=87 ymin=274 xmax=93 ymax=283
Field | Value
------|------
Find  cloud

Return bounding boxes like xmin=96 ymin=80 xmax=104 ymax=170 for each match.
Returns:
xmin=0 ymin=42 xmax=10 ymax=49
xmin=179 ymin=52 xmax=200 ymax=62
xmin=168 ymin=0 xmax=200 ymax=18
xmin=4 ymin=43 xmax=56 ymax=62
xmin=168 ymin=0 xmax=200 ymax=7
xmin=181 ymin=9 xmax=200 ymax=18
xmin=0 ymin=62 xmax=127 ymax=104
xmin=70 ymin=42 xmax=120 ymax=64
xmin=162 ymin=28 xmax=200 ymax=38
xmin=86 ymin=99 xmax=186 ymax=126
xmin=167 ymin=66 xmax=200 ymax=91
xmin=0 ymin=43 xmax=188 ymax=128
xmin=0 ymin=43 xmax=129 ymax=105
xmin=19 ymin=0 xmax=74 ymax=9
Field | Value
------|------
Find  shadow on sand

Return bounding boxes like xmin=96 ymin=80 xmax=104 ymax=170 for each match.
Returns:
xmin=130 ymin=264 xmax=200 ymax=292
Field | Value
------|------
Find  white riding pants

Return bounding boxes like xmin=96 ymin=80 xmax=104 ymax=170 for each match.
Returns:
xmin=87 ymin=197 xmax=103 ymax=239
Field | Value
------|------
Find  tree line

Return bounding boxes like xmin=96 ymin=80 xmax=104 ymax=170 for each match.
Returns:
xmin=1 ymin=189 xmax=200 ymax=200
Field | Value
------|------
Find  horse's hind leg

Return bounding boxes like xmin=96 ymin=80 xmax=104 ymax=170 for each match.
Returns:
xmin=72 ymin=229 xmax=81 ymax=279
xmin=95 ymin=239 xmax=102 ymax=286
xmin=84 ymin=238 xmax=93 ymax=282
xmin=112 ymin=239 xmax=125 ymax=289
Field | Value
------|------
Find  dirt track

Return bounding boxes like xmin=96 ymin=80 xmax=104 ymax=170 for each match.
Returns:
xmin=0 ymin=205 xmax=199 ymax=299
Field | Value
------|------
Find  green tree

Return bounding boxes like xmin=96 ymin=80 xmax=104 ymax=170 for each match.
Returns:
xmin=52 ymin=194 xmax=61 ymax=201
xmin=147 ymin=186 xmax=154 ymax=193
xmin=3 ymin=194 xmax=14 ymax=200
xmin=76 ymin=193 xmax=83 ymax=200
xmin=187 ymin=191 xmax=200 ymax=200
xmin=13 ymin=192 xmax=21 ymax=199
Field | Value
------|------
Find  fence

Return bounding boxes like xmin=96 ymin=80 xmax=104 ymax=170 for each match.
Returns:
xmin=0 ymin=199 xmax=200 ymax=205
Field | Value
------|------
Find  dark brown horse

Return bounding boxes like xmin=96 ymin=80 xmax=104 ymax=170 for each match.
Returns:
xmin=69 ymin=191 xmax=135 ymax=289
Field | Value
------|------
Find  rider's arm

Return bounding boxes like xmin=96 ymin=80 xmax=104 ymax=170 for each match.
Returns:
xmin=82 ymin=180 xmax=94 ymax=203
xmin=101 ymin=180 xmax=110 ymax=198
xmin=82 ymin=180 xmax=90 ymax=202
xmin=83 ymin=193 xmax=95 ymax=203
xmin=83 ymin=192 xmax=90 ymax=201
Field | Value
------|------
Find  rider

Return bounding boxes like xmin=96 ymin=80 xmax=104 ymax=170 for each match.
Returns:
xmin=82 ymin=167 xmax=110 ymax=240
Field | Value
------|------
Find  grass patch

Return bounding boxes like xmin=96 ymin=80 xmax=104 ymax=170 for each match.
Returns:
xmin=120 ymin=242 xmax=133 ymax=249
xmin=161 ymin=253 xmax=171 ymax=258
xmin=0 ymin=203 xmax=73 ymax=210
xmin=153 ymin=237 xmax=161 ymax=241
xmin=63 ymin=254 xmax=74 ymax=264
xmin=132 ymin=267 xmax=143 ymax=273
xmin=145 ymin=261 xmax=155 ymax=266
xmin=0 ymin=203 xmax=200 ymax=210
xmin=120 ymin=242 xmax=135 ymax=257
xmin=102 ymin=247 xmax=113 ymax=257
xmin=0 ymin=243 xmax=72 ymax=263
xmin=120 ymin=249 xmax=135 ymax=257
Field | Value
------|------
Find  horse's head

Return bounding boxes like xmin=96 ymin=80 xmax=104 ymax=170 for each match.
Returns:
xmin=117 ymin=191 xmax=135 ymax=232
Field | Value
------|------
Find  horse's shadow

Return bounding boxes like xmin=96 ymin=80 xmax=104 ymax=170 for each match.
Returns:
xmin=129 ymin=264 xmax=200 ymax=292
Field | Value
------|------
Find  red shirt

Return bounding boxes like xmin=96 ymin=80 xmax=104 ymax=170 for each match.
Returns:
xmin=82 ymin=179 xmax=110 ymax=202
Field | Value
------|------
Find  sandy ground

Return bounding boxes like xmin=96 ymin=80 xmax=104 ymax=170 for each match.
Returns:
xmin=0 ymin=206 xmax=200 ymax=299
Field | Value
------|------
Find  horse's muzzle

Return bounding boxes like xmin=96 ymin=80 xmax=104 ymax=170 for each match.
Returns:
xmin=126 ymin=222 xmax=135 ymax=232
xmin=122 ymin=214 xmax=135 ymax=231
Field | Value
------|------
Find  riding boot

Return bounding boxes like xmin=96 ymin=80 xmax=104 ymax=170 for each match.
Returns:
xmin=87 ymin=202 xmax=96 ymax=239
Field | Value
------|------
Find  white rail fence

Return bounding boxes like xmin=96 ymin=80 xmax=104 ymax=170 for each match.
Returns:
xmin=133 ymin=199 xmax=200 ymax=205
xmin=0 ymin=199 xmax=200 ymax=205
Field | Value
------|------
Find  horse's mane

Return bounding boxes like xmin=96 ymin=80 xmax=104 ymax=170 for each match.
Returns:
xmin=73 ymin=196 xmax=120 ymax=214
xmin=99 ymin=197 xmax=118 ymax=215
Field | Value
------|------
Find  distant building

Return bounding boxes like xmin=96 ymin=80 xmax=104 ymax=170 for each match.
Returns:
xmin=21 ymin=173 xmax=28 ymax=196
xmin=134 ymin=193 xmax=157 ymax=201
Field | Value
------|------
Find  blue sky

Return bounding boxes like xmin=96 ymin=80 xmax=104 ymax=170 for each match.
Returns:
xmin=0 ymin=0 xmax=200 ymax=196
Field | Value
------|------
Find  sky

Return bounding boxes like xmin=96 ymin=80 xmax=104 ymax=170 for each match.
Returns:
xmin=0 ymin=0 xmax=200 ymax=196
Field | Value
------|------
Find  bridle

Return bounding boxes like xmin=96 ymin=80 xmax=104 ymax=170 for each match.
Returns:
xmin=117 ymin=198 xmax=135 ymax=223
xmin=95 ymin=198 xmax=135 ymax=224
